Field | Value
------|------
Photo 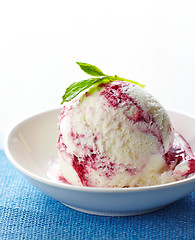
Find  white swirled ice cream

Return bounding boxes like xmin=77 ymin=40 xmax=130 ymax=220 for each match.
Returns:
xmin=57 ymin=81 xmax=195 ymax=187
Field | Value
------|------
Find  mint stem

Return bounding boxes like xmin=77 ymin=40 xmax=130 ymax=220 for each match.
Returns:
xmin=114 ymin=75 xmax=145 ymax=88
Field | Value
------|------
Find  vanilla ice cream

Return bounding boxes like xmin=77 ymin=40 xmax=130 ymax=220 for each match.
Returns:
xmin=57 ymin=81 xmax=195 ymax=187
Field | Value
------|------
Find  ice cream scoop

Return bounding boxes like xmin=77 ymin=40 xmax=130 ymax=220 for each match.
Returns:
xmin=57 ymin=79 xmax=195 ymax=187
xmin=57 ymin=62 xmax=195 ymax=187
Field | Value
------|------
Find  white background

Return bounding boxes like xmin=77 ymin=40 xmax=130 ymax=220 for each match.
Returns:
xmin=1 ymin=0 xmax=195 ymax=134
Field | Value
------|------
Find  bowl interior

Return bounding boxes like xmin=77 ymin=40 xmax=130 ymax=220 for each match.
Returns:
xmin=6 ymin=109 xmax=60 ymax=179
xmin=5 ymin=109 xmax=195 ymax=182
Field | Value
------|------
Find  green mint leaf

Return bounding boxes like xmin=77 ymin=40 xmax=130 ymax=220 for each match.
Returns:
xmin=61 ymin=76 xmax=112 ymax=104
xmin=76 ymin=62 xmax=107 ymax=77
xmin=61 ymin=62 xmax=145 ymax=104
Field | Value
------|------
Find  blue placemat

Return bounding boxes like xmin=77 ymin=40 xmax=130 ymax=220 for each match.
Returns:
xmin=0 ymin=149 xmax=195 ymax=240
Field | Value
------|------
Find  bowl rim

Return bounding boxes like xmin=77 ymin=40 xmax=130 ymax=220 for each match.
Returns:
xmin=4 ymin=108 xmax=195 ymax=193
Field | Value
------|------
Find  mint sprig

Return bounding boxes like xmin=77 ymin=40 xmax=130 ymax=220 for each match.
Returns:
xmin=61 ymin=62 xmax=145 ymax=104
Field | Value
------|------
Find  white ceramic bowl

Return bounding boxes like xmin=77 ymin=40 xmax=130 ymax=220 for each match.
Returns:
xmin=4 ymin=109 xmax=195 ymax=216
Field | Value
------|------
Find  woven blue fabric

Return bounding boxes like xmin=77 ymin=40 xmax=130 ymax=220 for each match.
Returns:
xmin=0 ymin=150 xmax=194 ymax=240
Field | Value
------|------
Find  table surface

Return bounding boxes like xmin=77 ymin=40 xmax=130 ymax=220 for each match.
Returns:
xmin=1 ymin=1 xmax=195 ymax=239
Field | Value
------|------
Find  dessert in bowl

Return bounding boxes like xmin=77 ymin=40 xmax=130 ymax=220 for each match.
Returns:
xmin=4 ymin=63 xmax=195 ymax=216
